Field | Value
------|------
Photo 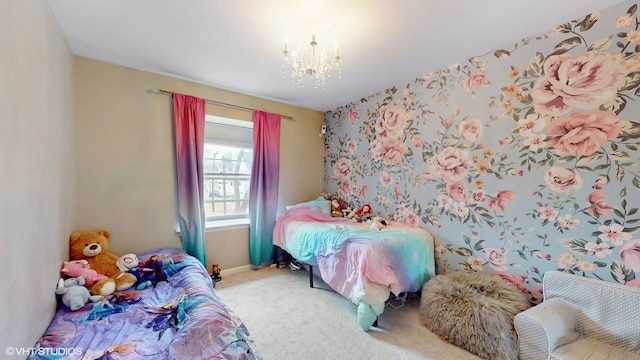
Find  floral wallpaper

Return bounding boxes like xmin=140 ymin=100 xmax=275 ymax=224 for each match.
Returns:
xmin=323 ymin=1 xmax=640 ymax=301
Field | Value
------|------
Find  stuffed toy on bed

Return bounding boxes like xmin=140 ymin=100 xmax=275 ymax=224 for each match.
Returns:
xmin=69 ymin=228 xmax=137 ymax=296
xmin=117 ymin=253 xmax=169 ymax=290
xmin=55 ymin=277 xmax=102 ymax=311
xmin=60 ymin=260 xmax=109 ymax=288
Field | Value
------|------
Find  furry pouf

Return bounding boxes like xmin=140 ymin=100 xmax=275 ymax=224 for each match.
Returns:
xmin=420 ymin=272 xmax=531 ymax=360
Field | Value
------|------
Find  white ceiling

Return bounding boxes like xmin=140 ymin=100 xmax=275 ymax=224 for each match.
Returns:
xmin=47 ymin=0 xmax=627 ymax=112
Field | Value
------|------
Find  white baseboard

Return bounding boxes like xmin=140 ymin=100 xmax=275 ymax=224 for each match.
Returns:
xmin=220 ymin=265 xmax=251 ymax=277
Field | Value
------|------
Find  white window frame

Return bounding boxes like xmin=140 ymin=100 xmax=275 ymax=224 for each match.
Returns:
xmin=203 ymin=115 xmax=253 ymax=229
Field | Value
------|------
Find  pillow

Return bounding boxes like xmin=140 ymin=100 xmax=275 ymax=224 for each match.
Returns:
xmin=289 ymin=197 xmax=331 ymax=215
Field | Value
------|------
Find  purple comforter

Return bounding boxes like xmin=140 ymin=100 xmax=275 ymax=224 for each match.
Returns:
xmin=31 ymin=248 xmax=261 ymax=359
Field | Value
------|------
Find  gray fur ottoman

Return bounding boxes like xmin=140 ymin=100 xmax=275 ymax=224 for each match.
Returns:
xmin=420 ymin=271 xmax=531 ymax=360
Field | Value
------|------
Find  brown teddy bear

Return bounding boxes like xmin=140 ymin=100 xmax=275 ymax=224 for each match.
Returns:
xmin=69 ymin=228 xmax=137 ymax=296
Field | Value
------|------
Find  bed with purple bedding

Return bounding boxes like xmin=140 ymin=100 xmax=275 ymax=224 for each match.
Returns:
xmin=30 ymin=248 xmax=261 ymax=359
xmin=273 ymin=197 xmax=436 ymax=331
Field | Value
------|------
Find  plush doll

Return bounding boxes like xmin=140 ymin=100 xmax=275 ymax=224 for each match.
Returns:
xmin=55 ymin=277 xmax=102 ymax=311
xmin=211 ymin=264 xmax=222 ymax=283
xmin=119 ymin=253 xmax=169 ymax=290
xmin=330 ymin=197 xmax=347 ymax=217
xmin=69 ymin=228 xmax=137 ymax=296
xmin=60 ymin=260 xmax=109 ymax=288
xmin=350 ymin=204 xmax=373 ymax=223
xmin=116 ymin=253 xmax=139 ymax=272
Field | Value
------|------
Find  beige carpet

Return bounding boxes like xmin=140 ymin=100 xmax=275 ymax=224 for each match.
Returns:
xmin=215 ymin=266 xmax=481 ymax=360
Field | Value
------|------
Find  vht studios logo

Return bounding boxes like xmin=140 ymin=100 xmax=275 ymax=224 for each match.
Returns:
xmin=6 ymin=347 xmax=82 ymax=356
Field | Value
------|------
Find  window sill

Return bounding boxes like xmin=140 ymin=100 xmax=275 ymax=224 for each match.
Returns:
xmin=206 ymin=218 xmax=250 ymax=231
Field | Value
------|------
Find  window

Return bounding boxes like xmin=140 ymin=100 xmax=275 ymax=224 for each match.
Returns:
xmin=203 ymin=115 xmax=253 ymax=225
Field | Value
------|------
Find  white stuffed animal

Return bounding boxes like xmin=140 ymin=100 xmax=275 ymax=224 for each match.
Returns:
xmin=55 ymin=277 xmax=102 ymax=311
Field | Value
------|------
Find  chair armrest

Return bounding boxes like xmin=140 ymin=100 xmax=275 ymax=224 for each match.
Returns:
xmin=515 ymin=298 xmax=580 ymax=360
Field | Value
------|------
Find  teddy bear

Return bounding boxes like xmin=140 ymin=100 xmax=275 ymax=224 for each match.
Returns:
xmin=69 ymin=228 xmax=137 ymax=296
xmin=55 ymin=277 xmax=102 ymax=311
xmin=60 ymin=260 xmax=109 ymax=288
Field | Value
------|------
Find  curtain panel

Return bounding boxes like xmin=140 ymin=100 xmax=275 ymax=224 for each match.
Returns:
xmin=249 ymin=110 xmax=281 ymax=266
xmin=172 ymin=93 xmax=207 ymax=266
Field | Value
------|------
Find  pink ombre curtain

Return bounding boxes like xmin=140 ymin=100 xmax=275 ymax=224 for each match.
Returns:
xmin=249 ymin=110 xmax=281 ymax=266
xmin=173 ymin=93 xmax=207 ymax=266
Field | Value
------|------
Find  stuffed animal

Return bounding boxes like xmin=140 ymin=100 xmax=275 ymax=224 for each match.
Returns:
xmin=69 ymin=228 xmax=137 ymax=296
xmin=116 ymin=253 xmax=139 ymax=272
xmin=60 ymin=260 xmax=109 ymax=288
xmin=118 ymin=253 xmax=168 ymax=290
xmin=350 ymin=204 xmax=373 ymax=223
xmin=369 ymin=216 xmax=388 ymax=231
xmin=55 ymin=277 xmax=102 ymax=311
xmin=330 ymin=197 xmax=347 ymax=217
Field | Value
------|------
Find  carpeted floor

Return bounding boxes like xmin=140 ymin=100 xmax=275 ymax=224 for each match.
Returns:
xmin=215 ymin=266 xmax=481 ymax=360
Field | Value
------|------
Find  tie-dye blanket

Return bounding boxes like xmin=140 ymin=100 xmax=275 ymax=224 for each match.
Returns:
xmin=273 ymin=198 xmax=436 ymax=331
xmin=30 ymin=248 xmax=262 ymax=360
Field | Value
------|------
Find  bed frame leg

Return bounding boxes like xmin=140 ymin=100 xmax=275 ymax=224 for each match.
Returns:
xmin=309 ymin=265 xmax=314 ymax=288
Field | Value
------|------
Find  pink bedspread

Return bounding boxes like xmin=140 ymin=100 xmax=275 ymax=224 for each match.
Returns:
xmin=273 ymin=198 xmax=435 ymax=330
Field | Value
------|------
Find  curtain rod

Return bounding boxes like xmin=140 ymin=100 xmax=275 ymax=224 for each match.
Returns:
xmin=148 ymin=88 xmax=294 ymax=121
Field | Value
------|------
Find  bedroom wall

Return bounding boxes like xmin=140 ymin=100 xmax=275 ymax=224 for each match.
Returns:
xmin=0 ymin=0 xmax=75 ymax=352
xmin=324 ymin=0 xmax=640 ymax=299
xmin=74 ymin=58 xmax=325 ymax=272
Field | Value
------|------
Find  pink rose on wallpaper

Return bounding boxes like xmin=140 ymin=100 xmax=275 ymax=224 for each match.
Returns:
xmin=486 ymin=190 xmax=515 ymax=211
xmin=394 ymin=185 xmax=403 ymax=200
xmin=357 ymin=185 xmax=369 ymax=199
xmin=544 ymin=166 xmax=583 ymax=193
xmin=587 ymin=191 xmax=615 ymax=216
xmin=429 ymin=147 xmax=471 ymax=182
xmin=375 ymin=106 xmax=408 ymax=140
xmin=620 ymin=239 xmax=640 ymax=272
xmin=485 ymin=248 xmax=508 ymax=272
xmin=349 ymin=108 xmax=359 ymax=122
xmin=545 ymin=111 xmax=621 ymax=156
xmin=471 ymin=189 xmax=486 ymax=203
xmin=380 ymin=171 xmax=393 ymax=187
xmin=464 ymin=68 xmax=488 ymax=91
xmin=626 ymin=278 xmax=640 ymax=288
xmin=340 ymin=179 xmax=350 ymax=194
xmin=332 ymin=158 xmax=352 ymax=181
xmin=379 ymin=139 xmax=407 ymax=166
xmin=405 ymin=212 xmax=420 ymax=227
xmin=346 ymin=140 xmax=357 ymax=155
xmin=458 ymin=118 xmax=483 ymax=142
xmin=447 ymin=181 xmax=468 ymax=202
xmin=412 ymin=136 xmax=422 ymax=148
xmin=532 ymin=52 xmax=625 ymax=116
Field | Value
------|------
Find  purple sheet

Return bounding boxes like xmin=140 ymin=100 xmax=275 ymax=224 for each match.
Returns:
xmin=30 ymin=248 xmax=262 ymax=359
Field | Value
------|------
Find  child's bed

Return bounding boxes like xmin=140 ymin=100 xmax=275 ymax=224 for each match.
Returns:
xmin=31 ymin=248 xmax=262 ymax=359
xmin=273 ymin=197 xmax=436 ymax=331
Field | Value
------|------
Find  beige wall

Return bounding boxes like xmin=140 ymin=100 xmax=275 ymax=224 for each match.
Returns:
xmin=0 ymin=0 xmax=75 ymax=351
xmin=74 ymin=58 xmax=325 ymax=272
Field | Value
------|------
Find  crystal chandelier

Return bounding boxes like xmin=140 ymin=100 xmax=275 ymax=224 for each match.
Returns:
xmin=282 ymin=32 xmax=342 ymax=89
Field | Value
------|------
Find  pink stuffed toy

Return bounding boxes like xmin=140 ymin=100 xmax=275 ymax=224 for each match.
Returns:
xmin=61 ymin=260 xmax=109 ymax=287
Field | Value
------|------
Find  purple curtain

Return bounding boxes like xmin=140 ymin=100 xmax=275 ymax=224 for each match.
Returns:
xmin=173 ymin=93 xmax=207 ymax=266
xmin=249 ymin=111 xmax=281 ymax=266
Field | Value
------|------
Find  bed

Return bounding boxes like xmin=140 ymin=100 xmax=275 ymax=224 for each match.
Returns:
xmin=273 ymin=197 xmax=436 ymax=331
xmin=30 ymin=248 xmax=262 ymax=359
